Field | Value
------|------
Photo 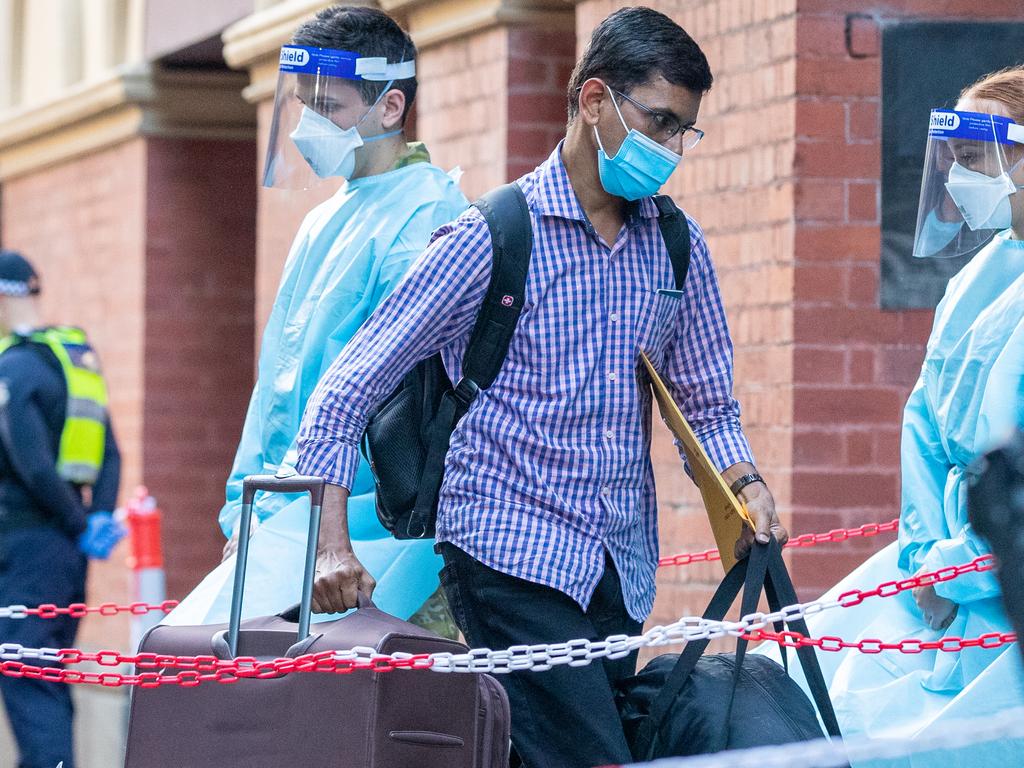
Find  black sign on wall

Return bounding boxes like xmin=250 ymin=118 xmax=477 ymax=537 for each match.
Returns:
xmin=881 ymin=20 xmax=1024 ymax=310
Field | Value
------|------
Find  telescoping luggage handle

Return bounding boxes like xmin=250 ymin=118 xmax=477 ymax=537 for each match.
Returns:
xmin=225 ymin=473 xmax=327 ymax=658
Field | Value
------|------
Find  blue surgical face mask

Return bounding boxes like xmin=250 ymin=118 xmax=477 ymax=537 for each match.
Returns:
xmin=289 ymin=83 xmax=400 ymax=180
xmin=594 ymin=88 xmax=682 ymax=201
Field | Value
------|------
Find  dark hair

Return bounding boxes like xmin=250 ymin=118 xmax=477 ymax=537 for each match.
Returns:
xmin=566 ymin=7 xmax=713 ymax=120
xmin=293 ymin=5 xmax=417 ymax=123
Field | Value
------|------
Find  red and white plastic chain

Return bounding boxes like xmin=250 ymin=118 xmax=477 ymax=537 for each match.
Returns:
xmin=0 ymin=552 xmax=1004 ymax=689
xmin=0 ymin=601 xmax=179 ymax=620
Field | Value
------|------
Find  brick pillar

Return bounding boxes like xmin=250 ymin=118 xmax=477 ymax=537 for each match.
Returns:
xmin=0 ymin=69 xmax=256 ymax=647
xmin=391 ymin=0 xmax=576 ymax=199
xmin=143 ymin=137 xmax=257 ymax=602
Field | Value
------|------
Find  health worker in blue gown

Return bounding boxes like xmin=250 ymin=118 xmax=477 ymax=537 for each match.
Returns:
xmin=165 ymin=8 xmax=468 ymax=632
xmin=757 ymin=67 xmax=1024 ymax=767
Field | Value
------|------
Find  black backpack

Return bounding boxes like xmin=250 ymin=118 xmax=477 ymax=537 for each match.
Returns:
xmin=362 ymin=184 xmax=693 ymax=539
xmin=617 ymin=538 xmax=843 ymax=761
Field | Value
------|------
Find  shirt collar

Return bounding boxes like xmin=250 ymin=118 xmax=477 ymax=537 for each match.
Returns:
xmin=533 ymin=142 xmax=660 ymax=224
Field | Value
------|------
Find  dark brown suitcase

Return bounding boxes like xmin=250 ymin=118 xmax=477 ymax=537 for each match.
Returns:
xmin=124 ymin=474 xmax=511 ymax=767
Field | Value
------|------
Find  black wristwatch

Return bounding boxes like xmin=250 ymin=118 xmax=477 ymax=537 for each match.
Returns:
xmin=729 ymin=472 xmax=765 ymax=497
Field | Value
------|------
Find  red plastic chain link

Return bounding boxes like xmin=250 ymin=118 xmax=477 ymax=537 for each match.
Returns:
xmin=658 ymin=518 xmax=900 ymax=567
xmin=735 ymin=553 xmax=1006 ymax=653
xmin=0 ymin=650 xmax=435 ymax=689
xmin=745 ymin=628 xmax=1017 ymax=654
xmin=23 ymin=600 xmax=179 ymax=619
xmin=58 ymin=648 xmax=432 ymax=674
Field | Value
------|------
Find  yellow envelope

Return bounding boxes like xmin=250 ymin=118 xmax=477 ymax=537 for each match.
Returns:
xmin=641 ymin=353 xmax=753 ymax=572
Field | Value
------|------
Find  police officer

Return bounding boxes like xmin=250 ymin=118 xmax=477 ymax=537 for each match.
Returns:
xmin=0 ymin=250 xmax=123 ymax=768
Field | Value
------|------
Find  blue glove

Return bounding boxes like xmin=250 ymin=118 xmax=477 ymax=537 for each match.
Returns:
xmin=78 ymin=512 xmax=127 ymax=560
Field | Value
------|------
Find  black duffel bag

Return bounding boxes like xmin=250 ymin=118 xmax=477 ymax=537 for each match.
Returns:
xmin=617 ymin=538 xmax=844 ymax=760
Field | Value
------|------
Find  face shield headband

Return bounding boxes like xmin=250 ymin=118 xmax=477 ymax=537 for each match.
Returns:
xmin=262 ymin=45 xmax=416 ymax=190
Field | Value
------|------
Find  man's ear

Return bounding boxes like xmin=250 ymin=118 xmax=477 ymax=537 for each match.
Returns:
xmin=380 ymin=88 xmax=407 ymax=131
xmin=578 ymin=78 xmax=609 ymax=127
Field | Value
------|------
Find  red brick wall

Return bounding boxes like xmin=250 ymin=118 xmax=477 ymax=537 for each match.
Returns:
xmin=417 ymin=27 xmax=511 ymax=199
xmin=505 ymin=28 xmax=577 ymax=181
xmin=143 ymin=137 xmax=257 ymax=602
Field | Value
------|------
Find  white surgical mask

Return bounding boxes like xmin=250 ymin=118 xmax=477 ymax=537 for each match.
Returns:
xmin=944 ymin=160 xmax=1022 ymax=231
xmin=289 ymin=83 xmax=398 ymax=180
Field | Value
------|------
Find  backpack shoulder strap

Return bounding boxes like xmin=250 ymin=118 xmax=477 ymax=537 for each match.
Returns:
xmin=461 ymin=182 xmax=533 ymax=390
xmin=406 ymin=183 xmax=532 ymax=537
xmin=652 ymin=195 xmax=692 ymax=291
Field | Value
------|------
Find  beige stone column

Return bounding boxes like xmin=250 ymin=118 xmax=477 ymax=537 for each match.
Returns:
xmin=0 ymin=1 xmax=23 ymax=110
xmin=82 ymin=0 xmax=125 ymax=81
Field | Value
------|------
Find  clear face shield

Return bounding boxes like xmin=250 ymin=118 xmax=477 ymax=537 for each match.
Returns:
xmin=262 ymin=45 xmax=415 ymax=191
xmin=912 ymin=109 xmax=1024 ymax=259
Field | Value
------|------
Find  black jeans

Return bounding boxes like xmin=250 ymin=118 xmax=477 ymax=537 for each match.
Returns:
xmin=0 ymin=526 xmax=86 ymax=768
xmin=437 ymin=543 xmax=642 ymax=768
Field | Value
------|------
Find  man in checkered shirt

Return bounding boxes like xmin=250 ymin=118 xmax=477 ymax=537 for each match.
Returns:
xmin=297 ymin=8 xmax=787 ymax=766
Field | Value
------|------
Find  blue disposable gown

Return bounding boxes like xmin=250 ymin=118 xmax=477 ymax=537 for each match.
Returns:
xmin=165 ymin=160 xmax=468 ymax=626
xmin=756 ymin=231 xmax=1024 ymax=766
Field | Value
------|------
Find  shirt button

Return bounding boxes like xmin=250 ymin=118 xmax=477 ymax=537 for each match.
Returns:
xmin=608 ymin=372 xmax=617 ymax=381
xmin=604 ymin=430 xmax=614 ymax=439
xmin=601 ymin=486 xmax=611 ymax=496
xmin=610 ymin=313 xmax=619 ymax=322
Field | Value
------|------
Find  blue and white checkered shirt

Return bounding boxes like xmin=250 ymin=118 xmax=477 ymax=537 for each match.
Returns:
xmin=297 ymin=145 xmax=753 ymax=620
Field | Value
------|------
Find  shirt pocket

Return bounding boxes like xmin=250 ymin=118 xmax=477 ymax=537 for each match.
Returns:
xmin=637 ymin=286 xmax=682 ymax=356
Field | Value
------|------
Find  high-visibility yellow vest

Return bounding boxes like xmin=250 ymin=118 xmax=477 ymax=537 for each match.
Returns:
xmin=0 ymin=326 xmax=109 ymax=485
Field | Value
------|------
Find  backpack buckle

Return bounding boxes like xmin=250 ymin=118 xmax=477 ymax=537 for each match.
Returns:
xmin=451 ymin=377 xmax=480 ymax=408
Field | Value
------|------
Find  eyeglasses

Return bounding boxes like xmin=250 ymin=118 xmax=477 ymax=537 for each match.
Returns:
xmin=610 ymin=88 xmax=705 ymax=150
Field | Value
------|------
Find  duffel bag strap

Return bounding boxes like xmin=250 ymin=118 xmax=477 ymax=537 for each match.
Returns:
xmin=763 ymin=540 xmax=843 ymax=739
xmin=635 ymin=546 xmax=769 ymax=758
xmin=716 ymin=539 xmax=776 ymax=751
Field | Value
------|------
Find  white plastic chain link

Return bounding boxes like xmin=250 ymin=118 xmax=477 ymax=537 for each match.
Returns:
xmin=0 ymin=643 xmax=62 ymax=662
xmin=622 ymin=705 xmax=1024 ymax=768
xmin=0 ymin=605 xmax=29 ymax=620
